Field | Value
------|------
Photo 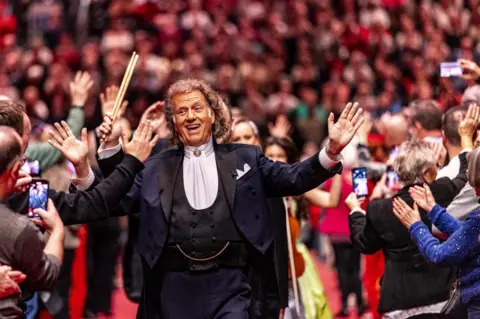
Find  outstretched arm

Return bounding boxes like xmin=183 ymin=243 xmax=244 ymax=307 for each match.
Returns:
xmin=261 ymin=102 xmax=364 ymax=197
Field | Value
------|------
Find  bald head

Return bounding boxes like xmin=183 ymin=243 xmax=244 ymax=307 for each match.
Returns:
xmin=384 ymin=114 xmax=409 ymax=148
xmin=0 ymin=126 xmax=22 ymax=174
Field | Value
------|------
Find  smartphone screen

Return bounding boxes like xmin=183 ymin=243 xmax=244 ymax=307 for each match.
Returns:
xmin=28 ymin=179 xmax=49 ymax=219
xmin=386 ymin=166 xmax=401 ymax=190
xmin=352 ymin=167 xmax=368 ymax=198
xmin=440 ymin=62 xmax=463 ymax=77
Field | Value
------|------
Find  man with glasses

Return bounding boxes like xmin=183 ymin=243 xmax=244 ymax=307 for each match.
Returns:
xmin=0 ymin=126 xmax=65 ymax=318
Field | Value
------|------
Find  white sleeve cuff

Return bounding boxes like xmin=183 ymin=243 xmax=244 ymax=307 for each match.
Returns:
xmin=71 ymin=167 xmax=95 ymax=191
xmin=98 ymin=143 xmax=122 ymax=160
xmin=319 ymin=148 xmax=343 ymax=170
xmin=349 ymin=207 xmax=366 ymax=215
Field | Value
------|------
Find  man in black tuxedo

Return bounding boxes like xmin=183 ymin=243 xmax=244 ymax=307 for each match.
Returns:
xmin=72 ymin=79 xmax=363 ymax=318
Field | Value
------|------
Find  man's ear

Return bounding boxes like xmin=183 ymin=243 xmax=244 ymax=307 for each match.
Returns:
xmin=209 ymin=108 xmax=215 ymax=124
xmin=10 ymin=161 xmax=21 ymax=179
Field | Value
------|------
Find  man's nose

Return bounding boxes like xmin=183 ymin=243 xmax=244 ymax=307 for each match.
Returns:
xmin=186 ymin=109 xmax=195 ymax=120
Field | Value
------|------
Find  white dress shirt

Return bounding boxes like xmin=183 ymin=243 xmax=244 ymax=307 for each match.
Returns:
xmin=72 ymin=139 xmax=342 ymax=203
xmin=183 ymin=139 xmax=218 ymax=209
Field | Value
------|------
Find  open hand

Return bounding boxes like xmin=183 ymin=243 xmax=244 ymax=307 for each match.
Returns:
xmin=70 ymin=72 xmax=94 ymax=107
xmin=458 ymin=59 xmax=480 ymax=80
xmin=392 ymin=198 xmax=421 ymax=228
xmin=48 ymin=121 xmax=89 ymax=167
xmin=100 ymin=86 xmax=128 ymax=118
xmin=458 ymin=102 xmax=480 ymax=139
xmin=140 ymin=101 xmax=165 ymax=134
xmin=409 ymin=184 xmax=435 ymax=213
xmin=122 ymin=121 xmax=160 ymax=162
xmin=268 ymin=114 xmax=291 ymax=139
xmin=326 ymin=102 xmax=364 ymax=158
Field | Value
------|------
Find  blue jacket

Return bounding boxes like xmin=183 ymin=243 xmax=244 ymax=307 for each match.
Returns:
xmin=409 ymin=204 xmax=480 ymax=304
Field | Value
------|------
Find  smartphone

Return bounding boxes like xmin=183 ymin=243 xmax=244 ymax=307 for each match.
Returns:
xmin=28 ymin=179 xmax=49 ymax=219
xmin=386 ymin=166 xmax=401 ymax=190
xmin=440 ymin=62 xmax=463 ymax=77
xmin=21 ymin=160 xmax=40 ymax=176
xmin=352 ymin=167 xmax=368 ymax=198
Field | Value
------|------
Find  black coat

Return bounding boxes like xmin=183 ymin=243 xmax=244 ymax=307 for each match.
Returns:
xmin=349 ymin=152 xmax=468 ymax=313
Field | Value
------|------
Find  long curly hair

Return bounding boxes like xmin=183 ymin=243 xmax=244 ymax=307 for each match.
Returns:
xmin=164 ymin=79 xmax=231 ymax=147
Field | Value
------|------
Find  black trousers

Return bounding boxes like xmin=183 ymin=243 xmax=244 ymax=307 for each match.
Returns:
xmin=84 ymin=219 xmax=121 ymax=315
xmin=51 ymin=249 xmax=75 ymax=319
xmin=332 ymin=242 xmax=364 ymax=309
xmin=158 ymin=268 xmax=251 ymax=319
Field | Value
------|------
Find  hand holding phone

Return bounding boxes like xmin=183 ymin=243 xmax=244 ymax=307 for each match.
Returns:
xmin=28 ymin=179 xmax=49 ymax=220
xmin=30 ymin=199 xmax=64 ymax=234
xmin=352 ymin=167 xmax=368 ymax=198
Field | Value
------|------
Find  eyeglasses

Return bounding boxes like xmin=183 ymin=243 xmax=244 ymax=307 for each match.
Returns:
xmin=0 ymin=154 xmax=27 ymax=175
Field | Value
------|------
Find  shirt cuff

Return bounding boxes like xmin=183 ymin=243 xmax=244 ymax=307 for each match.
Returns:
xmin=71 ymin=167 xmax=95 ymax=191
xmin=98 ymin=143 xmax=122 ymax=160
xmin=319 ymin=148 xmax=343 ymax=170
xmin=349 ymin=207 xmax=366 ymax=215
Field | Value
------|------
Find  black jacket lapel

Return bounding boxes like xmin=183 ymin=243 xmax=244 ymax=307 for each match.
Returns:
xmin=158 ymin=150 xmax=183 ymax=221
xmin=216 ymin=149 xmax=237 ymax=213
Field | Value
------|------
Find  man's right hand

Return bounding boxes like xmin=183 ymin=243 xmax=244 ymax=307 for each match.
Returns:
xmin=99 ymin=114 xmax=122 ymax=147
xmin=32 ymin=199 xmax=64 ymax=235
xmin=122 ymin=121 xmax=159 ymax=162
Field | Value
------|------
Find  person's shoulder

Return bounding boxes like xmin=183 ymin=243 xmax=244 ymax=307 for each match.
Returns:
xmin=216 ymin=143 xmax=259 ymax=154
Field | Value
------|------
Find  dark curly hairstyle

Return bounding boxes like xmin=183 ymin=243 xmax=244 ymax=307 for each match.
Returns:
xmin=164 ymin=79 xmax=232 ymax=147
xmin=263 ymin=136 xmax=299 ymax=164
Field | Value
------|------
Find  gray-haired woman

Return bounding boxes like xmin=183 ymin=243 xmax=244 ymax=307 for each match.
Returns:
xmin=347 ymin=140 xmax=468 ymax=318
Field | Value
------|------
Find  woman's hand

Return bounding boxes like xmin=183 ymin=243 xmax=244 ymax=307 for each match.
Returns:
xmin=392 ymin=198 xmax=421 ymax=228
xmin=409 ymin=183 xmax=436 ymax=213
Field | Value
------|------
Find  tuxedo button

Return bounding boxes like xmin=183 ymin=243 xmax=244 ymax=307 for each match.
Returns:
xmin=192 ymin=264 xmax=196 ymax=269
xmin=210 ymin=224 xmax=215 ymax=228
xmin=212 ymin=237 xmax=217 ymax=242
xmin=192 ymin=223 xmax=197 ymax=228
xmin=192 ymin=211 xmax=197 ymax=216
xmin=192 ymin=238 xmax=196 ymax=243
xmin=256 ymin=214 xmax=260 ymax=220
xmin=192 ymin=251 xmax=196 ymax=257
xmin=209 ymin=210 xmax=214 ymax=215
xmin=251 ymin=189 xmax=256 ymax=196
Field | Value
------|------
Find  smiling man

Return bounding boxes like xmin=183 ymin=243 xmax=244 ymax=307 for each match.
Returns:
xmin=77 ymin=78 xmax=364 ymax=319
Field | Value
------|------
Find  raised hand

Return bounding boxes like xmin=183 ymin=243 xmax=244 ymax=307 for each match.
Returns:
xmin=0 ymin=266 xmax=22 ymax=298
xmin=458 ymin=103 xmax=480 ymax=149
xmin=140 ymin=101 xmax=165 ymax=135
xmin=268 ymin=114 xmax=291 ymax=138
xmin=100 ymin=85 xmax=128 ymax=118
xmin=48 ymin=121 xmax=89 ymax=167
xmin=409 ymin=183 xmax=435 ymax=213
xmin=122 ymin=121 xmax=160 ymax=162
xmin=326 ymin=102 xmax=364 ymax=158
xmin=70 ymin=72 xmax=94 ymax=107
xmin=458 ymin=59 xmax=480 ymax=80
xmin=392 ymin=198 xmax=421 ymax=228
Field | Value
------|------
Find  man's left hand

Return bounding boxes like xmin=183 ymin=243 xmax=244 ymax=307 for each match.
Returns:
xmin=0 ymin=266 xmax=23 ymax=298
xmin=326 ymin=102 xmax=364 ymax=159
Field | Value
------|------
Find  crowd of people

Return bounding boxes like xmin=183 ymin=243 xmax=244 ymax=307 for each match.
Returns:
xmin=1 ymin=0 xmax=480 ymax=319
